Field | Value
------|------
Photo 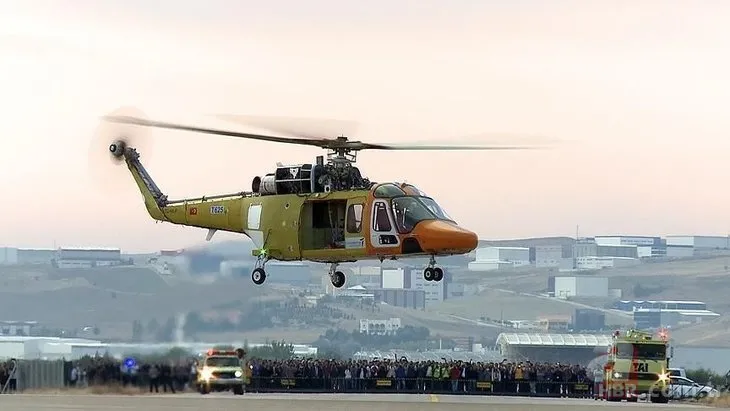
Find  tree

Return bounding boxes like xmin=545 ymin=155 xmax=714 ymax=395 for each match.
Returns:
xmin=131 ymin=320 xmax=144 ymax=341
xmin=248 ymin=341 xmax=295 ymax=360
xmin=146 ymin=318 xmax=159 ymax=334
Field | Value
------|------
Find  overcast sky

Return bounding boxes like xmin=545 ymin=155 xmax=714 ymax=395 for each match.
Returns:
xmin=2 ymin=0 xmax=730 ymax=252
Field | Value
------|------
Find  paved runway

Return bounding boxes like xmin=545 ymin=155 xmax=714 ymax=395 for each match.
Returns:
xmin=0 ymin=393 xmax=714 ymax=411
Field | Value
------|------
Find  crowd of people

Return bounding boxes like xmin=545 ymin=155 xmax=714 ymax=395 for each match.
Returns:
xmin=62 ymin=356 xmax=595 ymax=397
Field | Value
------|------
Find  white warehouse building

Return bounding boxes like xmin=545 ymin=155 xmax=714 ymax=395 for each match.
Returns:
xmin=468 ymin=247 xmax=530 ymax=271
xmin=666 ymin=236 xmax=730 ymax=249
xmin=56 ymin=247 xmax=122 ymax=268
xmin=594 ymin=236 xmax=665 ymax=258
xmin=554 ymin=276 xmax=609 ymax=298
xmin=0 ymin=247 xmax=18 ymax=265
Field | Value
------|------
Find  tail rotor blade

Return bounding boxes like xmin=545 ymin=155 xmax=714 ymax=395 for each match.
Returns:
xmin=88 ymin=106 xmax=153 ymax=193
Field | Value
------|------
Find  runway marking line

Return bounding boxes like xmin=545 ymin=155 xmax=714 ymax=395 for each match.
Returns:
xmin=428 ymin=394 xmax=439 ymax=402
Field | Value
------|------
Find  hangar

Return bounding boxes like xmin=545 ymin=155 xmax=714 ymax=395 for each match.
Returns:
xmin=496 ymin=332 xmax=611 ymax=366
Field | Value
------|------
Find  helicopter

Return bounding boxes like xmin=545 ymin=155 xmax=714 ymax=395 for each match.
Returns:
xmin=99 ymin=111 xmax=547 ymax=289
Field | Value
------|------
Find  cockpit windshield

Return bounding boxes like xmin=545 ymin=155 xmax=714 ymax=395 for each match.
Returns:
xmin=418 ymin=197 xmax=454 ymax=222
xmin=391 ymin=197 xmax=436 ymax=233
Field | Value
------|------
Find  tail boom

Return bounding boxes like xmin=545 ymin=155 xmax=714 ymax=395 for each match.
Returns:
xmin=121 ymin=146 xmax=254 ymax=237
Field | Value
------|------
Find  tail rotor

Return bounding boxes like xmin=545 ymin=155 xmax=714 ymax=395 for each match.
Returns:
xmin=88 ymin=106 xmax=153 ymax=192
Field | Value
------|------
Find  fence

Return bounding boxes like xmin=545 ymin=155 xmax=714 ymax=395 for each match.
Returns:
xmin=1 ymin=359 xmax=66 ymax=393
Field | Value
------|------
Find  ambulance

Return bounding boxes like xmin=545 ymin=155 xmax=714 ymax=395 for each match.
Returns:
xmin=602 ymin=329 xmax=670 ymax=403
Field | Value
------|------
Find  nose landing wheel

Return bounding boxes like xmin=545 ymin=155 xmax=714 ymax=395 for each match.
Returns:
xmin=329 ymin=263 xmax=346 ymax=288
xmin=251 ymin=256 xmax=268 ymax=285
xmin=423 ymin=256 xmax=444 ymax=282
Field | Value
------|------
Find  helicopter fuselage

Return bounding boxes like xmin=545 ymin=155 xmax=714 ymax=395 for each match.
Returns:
xmin=121 ymin=145 xmax=478 ymax=287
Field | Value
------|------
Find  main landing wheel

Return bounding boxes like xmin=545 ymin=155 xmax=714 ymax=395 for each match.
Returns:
xmin=423 ymin=267 xmax=435 ymax=281
xmin=251 ymin=268 xmax=266 ymax=285
xmin=331 ymin=271 xmax=346 ymax=288
xmin=424 ymin=267 xmax=444 ymax=282
xmin=433 ymin=267 xmax=443 ymax=282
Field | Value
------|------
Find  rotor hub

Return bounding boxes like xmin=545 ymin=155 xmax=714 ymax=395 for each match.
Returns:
xmin=109 ymin=140 xmax=127 ymax=158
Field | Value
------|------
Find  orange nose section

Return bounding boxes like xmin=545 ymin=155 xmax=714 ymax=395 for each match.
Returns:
xmin=412 ymin=220 xmax=479 ymax=254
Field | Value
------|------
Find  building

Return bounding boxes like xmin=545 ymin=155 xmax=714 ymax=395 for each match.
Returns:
xmin=359 ymin=318 xmax=401 ymax=335
xmin=575 ymin=256 xmax=639 ymax=270
xmin=371 ymin=288 xmax=426 ymax=310
xmin=409 ymin=268 xmax=448 ymax=305
xmin=0 ymin=321 xmax=38 ymax=336
xmin=496 ymin=333 xmax=612 ymax=366
xmin=468 ymin=247 xmax=530 ymax=271
xmin=17 ymin=248 xmax=56 ymax=265
xmin=533 ymin=245 xmax=561 ymax=268
xmin=613 ymin=300 xmax=720 ymax=329
xmin=665 ymin=235 xmax=730 ymax=257
xmin=553 ymin=276 xmax=609 ymax=298
xmin=532 ymin=244 xmax=573 ymax=269
xmin=665 ymin=245 xmax=694 ymax=258
xmin=594 ymin=236 xmax=666 ymax=257
xmin=56 ymin=247 xmax=122 ymax=268
xmin=666 ymin=235 xmax=730 ymax=250
xmin=573 ymin=309 xmax=606 ymax=332
xmin=347 ymin=266 xmax=382 ymax=287
xmin=631 ymin=308 xmax=718 ymax=329
xmin=573 ymin=240 xmax=640 ymax=259
xmin=613 ymin=300 xmax=710 ymax=312
xmin=382 ymin=268 xmax=408 ymax=289
xmin=0 ymin=247 xmax=18 ymax=265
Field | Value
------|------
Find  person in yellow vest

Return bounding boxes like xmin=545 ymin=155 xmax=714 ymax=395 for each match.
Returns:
xmin=236 ymin=348 xmax=252 ymax=393
xmin=514 ymin=363 xmax=524 ymax=393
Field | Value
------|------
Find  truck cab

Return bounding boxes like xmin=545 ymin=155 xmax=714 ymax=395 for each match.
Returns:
xmin=195 ymin=349 xmax=245 ymax=395
xmin=603 ymin=329 xmax=670 ymax=403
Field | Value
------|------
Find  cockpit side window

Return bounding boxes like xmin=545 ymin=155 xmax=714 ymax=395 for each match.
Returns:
xmin=373 ymin=202 xmax=392 ymax=232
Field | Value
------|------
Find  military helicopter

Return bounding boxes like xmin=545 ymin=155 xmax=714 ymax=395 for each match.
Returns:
xmin=99 ymin=111 xmax=547 ymax=289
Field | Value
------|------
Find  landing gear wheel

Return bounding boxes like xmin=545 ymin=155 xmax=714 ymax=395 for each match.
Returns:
xmin=331 ymin=271 xmax=346 ymax=288
xmin=423 ymin=267 xmax=435 ymax=281
xmin=433 ymin=267 xmax=444 ymax=282
xmin=251 ymin=268 xmax=266 ymax=285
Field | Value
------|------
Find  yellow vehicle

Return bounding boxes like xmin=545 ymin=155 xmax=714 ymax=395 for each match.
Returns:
xmin=196 ymin=349 xmax=245 ymax=395
xmin=603 ymin=329 xmax=670 ymax=403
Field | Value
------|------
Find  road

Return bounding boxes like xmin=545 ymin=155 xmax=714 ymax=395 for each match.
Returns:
xmin=0 ymin=393 xmax=714 ymax=410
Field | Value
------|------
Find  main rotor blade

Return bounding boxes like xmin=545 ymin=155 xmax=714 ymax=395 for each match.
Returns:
xmin=102 ymin=115 xmax=333 ymax=148
xmin=365 ymin=144 xmax=540 ymax=150
xmin=215 ymin=114 xmax=360 ymax=141
xmin=354 ymin=133 xmax=560 ymax=151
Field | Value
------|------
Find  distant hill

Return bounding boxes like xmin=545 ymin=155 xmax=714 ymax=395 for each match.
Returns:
xmin=478 ymin=237 xmax=575 ymax=248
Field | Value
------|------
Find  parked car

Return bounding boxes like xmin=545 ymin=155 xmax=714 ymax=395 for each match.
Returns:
xmin=669 ymin=376 xmax=719 ymax=400
xmin=668 ymin=367 xmax=686 ymax=378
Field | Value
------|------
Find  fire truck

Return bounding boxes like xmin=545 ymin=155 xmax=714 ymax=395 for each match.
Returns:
xmin=602 ymin=329 xmax=670 ymax=403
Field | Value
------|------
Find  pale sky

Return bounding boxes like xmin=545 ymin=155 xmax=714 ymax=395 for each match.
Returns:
xmin=2 ymin=0 xmax=730 ymax=252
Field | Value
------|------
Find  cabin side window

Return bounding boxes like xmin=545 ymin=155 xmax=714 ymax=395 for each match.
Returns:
xmin=248 ymin=204 xmax=262 ymax=230
xmin=373 ymin=202 xmax=392 ymax=232
xmin=346 ymin=204 xmax=364 ymax=233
